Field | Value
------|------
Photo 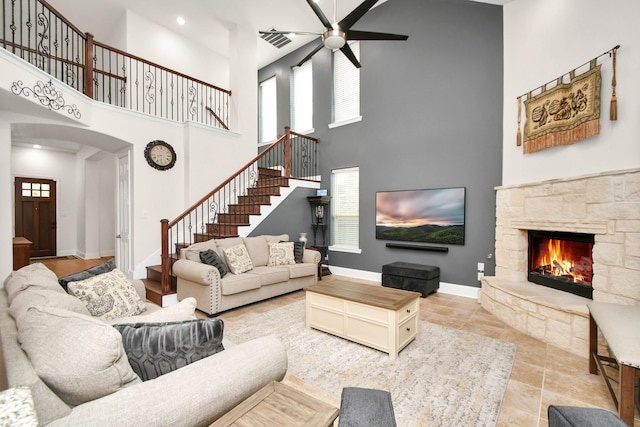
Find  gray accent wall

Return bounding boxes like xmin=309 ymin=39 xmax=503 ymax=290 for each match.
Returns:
xmin=257 ymin=0 xmax=503 ymax=288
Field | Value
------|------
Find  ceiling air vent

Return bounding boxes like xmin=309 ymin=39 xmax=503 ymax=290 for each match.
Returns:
xmin=260 ymin=27 xmax=293 ymax=49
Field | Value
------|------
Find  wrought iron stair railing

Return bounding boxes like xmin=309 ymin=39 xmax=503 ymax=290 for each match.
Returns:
xmin=160 ymin=128 xmax=320 ymax=293
xmin=1 ymin=0 xmax=231 ymax=129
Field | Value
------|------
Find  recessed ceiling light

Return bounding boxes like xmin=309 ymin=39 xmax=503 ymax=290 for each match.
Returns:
xmin=33 ymin=144 xmax=41 ymax=149
xmin=176 ymin=16 xmax=185 ymax=26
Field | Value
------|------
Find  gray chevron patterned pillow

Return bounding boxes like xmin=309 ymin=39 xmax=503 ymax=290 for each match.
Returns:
xmin=114 ymin=318 xmax=224 ymax=381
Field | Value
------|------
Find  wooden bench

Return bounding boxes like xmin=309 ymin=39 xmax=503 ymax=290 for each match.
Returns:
xmin=588 ymin=302 xmax=640 ymax=426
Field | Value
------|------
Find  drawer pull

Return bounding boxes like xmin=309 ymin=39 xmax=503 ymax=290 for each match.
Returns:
xmin=406 ymin=327 xmax=411 ymax=332
xmin=406 ymin=309 xmax=411 ymax=313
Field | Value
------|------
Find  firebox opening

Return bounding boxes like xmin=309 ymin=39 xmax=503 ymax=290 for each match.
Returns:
xmin=528 ymin=231 xmax=594 ymax=299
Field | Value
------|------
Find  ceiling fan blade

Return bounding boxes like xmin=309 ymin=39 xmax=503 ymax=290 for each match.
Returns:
xmin=347 ymin=30 xmax=408 ymax=41
xmin=339 ymin=0 xmax=379 ymax=30
xmin=306 ymin=0 xmax=332 ymax=29
xmin=339 ymin=43 xmax=361 ymax=68
xmin=297 ymin=40 xmax=325 ymax=67
xmin=259 ymin=30 xmax=322 ymax=36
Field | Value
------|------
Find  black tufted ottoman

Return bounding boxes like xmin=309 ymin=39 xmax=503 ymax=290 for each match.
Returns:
xmin=382 ymin=262 xmax=440 ymax=297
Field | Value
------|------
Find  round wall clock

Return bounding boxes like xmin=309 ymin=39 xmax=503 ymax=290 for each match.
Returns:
xmin=144 ymin=140 xmax=176 ymax=171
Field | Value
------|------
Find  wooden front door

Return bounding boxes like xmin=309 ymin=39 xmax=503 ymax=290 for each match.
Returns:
xmin=14 ymin=177 xmax=57 ymax=257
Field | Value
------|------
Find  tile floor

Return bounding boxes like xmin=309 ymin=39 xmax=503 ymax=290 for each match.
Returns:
xmin=216 ymin=275 xmax=639 ymax=427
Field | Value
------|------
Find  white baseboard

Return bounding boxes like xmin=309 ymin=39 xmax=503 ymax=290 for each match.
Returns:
xmin=327 ymin=265 xmax=480 ymax=300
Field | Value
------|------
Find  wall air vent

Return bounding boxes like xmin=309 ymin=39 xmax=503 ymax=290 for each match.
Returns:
xmin=260 ymin=28 xmax=293 ymax=49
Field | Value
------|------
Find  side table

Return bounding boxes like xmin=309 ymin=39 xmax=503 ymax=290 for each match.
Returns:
xmin=588 ymin=302 xmax=640 ymax=426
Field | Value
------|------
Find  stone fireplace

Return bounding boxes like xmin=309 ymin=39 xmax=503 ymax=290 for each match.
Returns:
xmin=481 ymin=168 xmax=640 ymax=356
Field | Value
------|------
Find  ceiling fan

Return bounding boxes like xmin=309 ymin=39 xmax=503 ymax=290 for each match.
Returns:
xmin=260 ymin=0 xmax=408 ymax=68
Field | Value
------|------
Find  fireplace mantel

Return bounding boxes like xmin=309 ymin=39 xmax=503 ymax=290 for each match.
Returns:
xmin=510 ymin=218 xmax=608 ymax=235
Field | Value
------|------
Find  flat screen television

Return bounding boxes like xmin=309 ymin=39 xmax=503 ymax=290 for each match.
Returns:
xmin=376 ymin=187 xmax=466 ymax=245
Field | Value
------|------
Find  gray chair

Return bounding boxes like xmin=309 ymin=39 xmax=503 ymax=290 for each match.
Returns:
xmin=548 ymin=405 xmax=627 ymax=427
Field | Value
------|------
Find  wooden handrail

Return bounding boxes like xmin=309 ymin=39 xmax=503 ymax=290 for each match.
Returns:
xmin=205 ymin=106 xmax=229 ymax=130
xmin=167 ymin=131 xmax=288 ymax=229
xmin=92 ymin=40 xmax=232 ymax=95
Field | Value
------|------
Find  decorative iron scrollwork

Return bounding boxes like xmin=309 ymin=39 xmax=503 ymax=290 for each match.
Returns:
xmin=144 ymin=71 xmax=155 ymax=103
xmin=188 ymin=86 xmax=197 ymax=117
xmin=11 ymin=80 xmax=81 ymax=118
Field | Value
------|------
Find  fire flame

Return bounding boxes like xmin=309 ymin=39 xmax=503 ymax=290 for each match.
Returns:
xmin=537 ymin=239 xmax=585 ymax=282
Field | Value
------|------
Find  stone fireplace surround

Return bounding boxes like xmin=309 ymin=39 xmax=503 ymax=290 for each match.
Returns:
xmin=481 ymin=168 xmax=640 ymax=357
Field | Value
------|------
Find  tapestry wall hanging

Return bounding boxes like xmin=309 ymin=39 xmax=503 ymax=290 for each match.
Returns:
xmin=516 ymin=45 xmax=619 ymax=155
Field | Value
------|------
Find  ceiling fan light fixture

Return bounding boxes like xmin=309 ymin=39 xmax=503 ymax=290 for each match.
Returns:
xmin=323 ymin=29 xmax=346 ymax=49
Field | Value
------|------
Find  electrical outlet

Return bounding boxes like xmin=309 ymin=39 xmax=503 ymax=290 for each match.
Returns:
xmin=477 ymin=271 xmax=484 ymax=281
xmin=477 ymin=262 xmax=485 ymax=272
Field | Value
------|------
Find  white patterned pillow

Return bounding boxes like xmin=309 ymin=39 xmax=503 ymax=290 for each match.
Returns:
xmin=223 ymin=244 xmax=254 ymax=274
xmin=67 ymin=269 xmax=146 ymax=320
xmin=268 ymin=242 xmax=296 ymax=266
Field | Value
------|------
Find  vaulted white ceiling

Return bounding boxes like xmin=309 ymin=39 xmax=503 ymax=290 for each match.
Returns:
xmin=48 ymin=0 xmax=512 ymax=69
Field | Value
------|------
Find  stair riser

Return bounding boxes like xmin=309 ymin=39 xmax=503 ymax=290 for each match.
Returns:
xmin=238 ymin=195 xmax=271 ymax=205
xmin=247 ymin=187 xmax=281 ymax=196
xmin=228 ymin=205 xmax=261 ymax=214
xmin=258 ymin=167 xmax=282 ymax=179
xmin=256 ymin=177 xmax=289 ymax=187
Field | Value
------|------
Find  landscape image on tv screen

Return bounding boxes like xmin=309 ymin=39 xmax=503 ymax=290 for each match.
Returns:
xmin=376 ymin=187 xmax=465 ymax=245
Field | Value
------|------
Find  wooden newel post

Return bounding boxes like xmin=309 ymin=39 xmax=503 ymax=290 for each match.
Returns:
xmin=284 ymin=126 xmax=292 ymax=178
xmin=160 ymin=219 xmax=170 ymax=294
xmin=84 ymin=32 xmax=94 ymax=100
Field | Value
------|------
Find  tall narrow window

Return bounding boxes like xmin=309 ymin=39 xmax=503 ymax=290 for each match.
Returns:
xmin=259 ymin=76 xmax=277 ymax=144
xmin=291 ymin=61 xmax=313 ymax=133
xmin=330 ymin=167 xmax=360 ymax=252
xmin=332 ymin=41 xmax=361 ymax=126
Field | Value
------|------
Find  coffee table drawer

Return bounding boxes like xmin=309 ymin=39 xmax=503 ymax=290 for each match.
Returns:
xmin=308 ymin=293 xmax=344 ymax=311
xmin=398 ymin=300 xmax=419 ymax=323
xmin=398 ymin=315 xmax=418 ymax=350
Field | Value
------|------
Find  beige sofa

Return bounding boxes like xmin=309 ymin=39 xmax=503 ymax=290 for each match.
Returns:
xmin=0 ymin=263 xmax=287 ymax=426
xmin=173 ymin=234 xmax=320 ymax=316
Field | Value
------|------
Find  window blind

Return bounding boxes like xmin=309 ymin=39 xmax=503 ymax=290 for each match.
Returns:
xmin=331 ymin=167 xmax=359 ymax=249
xmin=291 ymin=61 xmax=313 ymax=133
xmin=333 ymin=41 xmax=360 ymax=124
xmin=259 ymin=76 xmax=277 ymax=143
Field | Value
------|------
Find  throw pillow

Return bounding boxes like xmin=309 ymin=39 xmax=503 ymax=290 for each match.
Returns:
xmin=282 ymin=240 xmax=305 ymax=263
xmin=223 ymin=244 xmax=253 ymax=274
xmin=67 ymin=269 xmax=146 ymax=320
xmin=58 ymin=258 xmax=116 ymax=292
xmin=15 ymin=306 xmax=141 ymax=406
xmin=107 ymin=297 xmax=198 ymax=325
xmin=113 ymin=318 xmax=225 ymax=381
xmin=199 ymin=249 xmax=228 ymax=278
xmin=268 ymin=242 xmax=296 ymax=266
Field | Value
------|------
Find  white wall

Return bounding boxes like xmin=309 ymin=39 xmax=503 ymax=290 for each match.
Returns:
xmin=124 ymin=10 xmax=229 ymax=88
xmin=503 ymin=0 xmax=640 ymax=185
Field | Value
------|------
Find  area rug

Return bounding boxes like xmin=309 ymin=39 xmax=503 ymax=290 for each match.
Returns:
xmin=223 ymin=300 xmax=516 ymax=427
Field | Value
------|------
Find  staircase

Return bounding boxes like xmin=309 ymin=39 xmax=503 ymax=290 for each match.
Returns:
xmin=146 ymin=161 xmax=305 ymax=305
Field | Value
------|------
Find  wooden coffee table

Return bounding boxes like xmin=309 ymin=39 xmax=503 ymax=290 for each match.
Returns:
xmin=211 ymin=381 xmax=338 ymax=427
xmin=305 ymin=280 xmax=420 ymax=360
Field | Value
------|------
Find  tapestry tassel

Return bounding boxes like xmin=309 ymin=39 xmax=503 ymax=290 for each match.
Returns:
xmin=610 ymin=46 xmax=618 ymax=121
xmin=516 ymin=96 xmax=522 ymax=146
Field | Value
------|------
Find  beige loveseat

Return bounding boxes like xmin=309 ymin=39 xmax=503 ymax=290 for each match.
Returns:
xmin=0 ymin=263 xmax=287 ymax=426
xmin=173 ymin=234 xmax=321 ymax=316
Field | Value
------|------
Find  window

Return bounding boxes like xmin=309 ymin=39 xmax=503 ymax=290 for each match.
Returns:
xmin=330 ymin=167 xmax=360 ymax=252
xmin=331 ymin=41 xmax=361 ymax=127
xmin=259 ymin=76 xmax=277 ymax=144
xmin=291 ymin=61 xmax=313 ymax=133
